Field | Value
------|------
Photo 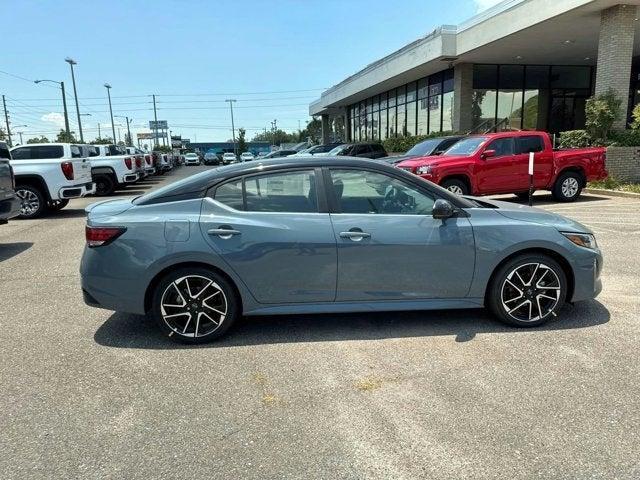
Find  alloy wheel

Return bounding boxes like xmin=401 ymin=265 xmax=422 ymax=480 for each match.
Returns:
xmin=561 ymin=177 xmax=579 ymax=198
xmin=160 ymin=275 xmax=228 ymax=338
xmin=447 ymin=185 xmax=464 ymax=195
xmin=16 ymin=188 xmax=41 ymax=217
xmin=500 ymin=262 xmax=561 ymax=322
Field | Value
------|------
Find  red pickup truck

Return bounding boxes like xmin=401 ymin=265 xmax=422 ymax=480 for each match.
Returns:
xmin=396 ymin=131 xmax=607 ymax=201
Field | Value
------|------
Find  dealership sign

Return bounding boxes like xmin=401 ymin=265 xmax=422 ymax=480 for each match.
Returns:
xmin=149 ymin=120 xmax=168 ymax=130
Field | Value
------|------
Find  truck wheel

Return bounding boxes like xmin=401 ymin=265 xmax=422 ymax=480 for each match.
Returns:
xmin=552 ymin=171 xmax=582 ymax=202
xmin=15 ymin=185 xmax=47 ymax=219
xmin=94 ymin=174 xmax=116 ymax=196
xmin=441 ymin=179 xmax=469 ymax=195
xmin=49 ymin=199 xmax=69 ymax=211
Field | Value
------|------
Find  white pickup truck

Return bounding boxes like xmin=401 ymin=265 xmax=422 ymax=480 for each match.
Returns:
xmin=125 ymin=147 xmax=156 ymax=176
xmin=10 ymin=143 xmax=95 ymax=218
xmin=82 ymin=144 xmax=139 ymax=196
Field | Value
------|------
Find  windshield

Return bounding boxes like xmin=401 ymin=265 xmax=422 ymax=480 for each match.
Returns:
xmin=444 ymin=137 xmax=487 ymax=156
xmin=224 ymin=153 xmax=235 ymax=157
xmin=186 ymin=153 xmax=197 ymax=157
xmin=406 ymin=139 xmax=442 ymax=156
xmin=327 ymin=144 xmax=349 ymax=155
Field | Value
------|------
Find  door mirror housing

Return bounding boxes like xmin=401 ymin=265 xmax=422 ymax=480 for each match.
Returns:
xmin=481 ymin=149 xmax=496 ymax=159
xmin=432 ymin=199 xmax=455 ymax=220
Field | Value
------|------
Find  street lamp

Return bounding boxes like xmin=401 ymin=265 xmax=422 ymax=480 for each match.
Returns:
xmin=64 ymin=57 xmax=84 ymax=142
xmin=104 ymin=84 xmax=116 ymax=145
xmin=115 ymin=115 xmax=133 ymax=146
xmin=34 ymin=79 xmax=70 ymax=137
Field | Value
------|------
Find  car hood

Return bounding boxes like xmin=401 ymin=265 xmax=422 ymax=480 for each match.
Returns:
xmin=85 ymin=198 xmax=133 ymax=218
xmin=467 ymin=196 xmax=593 ymax=233
xmin=384 ymin=154 xmax=419 ymax=163
xmin=397 ymin=154 xmax=467 ymax=167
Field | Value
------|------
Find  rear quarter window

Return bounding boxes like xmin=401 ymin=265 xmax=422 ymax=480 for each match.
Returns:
xmin=517 ymin=136 xmax=544 ymax=154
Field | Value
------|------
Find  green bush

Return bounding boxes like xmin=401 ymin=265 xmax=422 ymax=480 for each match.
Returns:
xmin=382 ymin=131 xmax=458 ymax=153
xmin=609 ymin=129 xmax=640 ymax=146
xmin=558 ymin=130 xmax=594 ymax=148
xmin=585 ymin=89 xmax=621 ymax=141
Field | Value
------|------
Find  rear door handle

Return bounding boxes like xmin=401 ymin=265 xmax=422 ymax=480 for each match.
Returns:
xmin=339 ymin=231 xmax=371 ymax=241
xmin=208 ymin=227 xmax=241 ymax=238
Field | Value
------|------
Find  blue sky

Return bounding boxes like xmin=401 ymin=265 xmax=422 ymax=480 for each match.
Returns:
xmin=1 ymin=0 xmax=498 ymax=143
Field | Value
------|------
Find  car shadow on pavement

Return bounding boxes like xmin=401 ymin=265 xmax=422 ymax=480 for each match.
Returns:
xmin=47 ymin=208 xmax=88 ymax=219
xmin=93 ymin=300 xmax=610 ymax=350
xmin=0 ymin=241 xmax=33 ymax=262
xmin=499 ymin=193 xmax=611 ymax=206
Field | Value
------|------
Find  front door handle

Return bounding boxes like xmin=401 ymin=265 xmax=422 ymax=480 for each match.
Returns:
xmin=208 ymin=227 xmax=241 ymax=239
xmin=339 ymin=230 xmax=371 ymax=241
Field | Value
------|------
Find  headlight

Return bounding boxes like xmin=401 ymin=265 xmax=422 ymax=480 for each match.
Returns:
xmin=561 ymin=232 xmax=597 ymax=249
xmin=416 ymin=165 xmax=432 ymax=175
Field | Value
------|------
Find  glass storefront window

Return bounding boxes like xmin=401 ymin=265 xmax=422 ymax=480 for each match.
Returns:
xmin=442 ymin=91 xmax=454 ymax=132
xmin=443 ymin=69 xmax=454 ymax=93
xmin=397 ymin=85 xmax=406 ymax=106
xmin=366 ymin=113 xmax=373 ymax=140
xmin=472 ymin=65 xmax=498 ymax=129
xmin=380 ymin=92 xmax=388 ymax=110
xmin=388 ymin=89 xmax=396 ymax=107
xmin=418 ymin=79 xmax=428 ymax=99
xmin=407 ymin=82 xmax=417 ymax=103
xmin=371 ymin=111 xmax=378 ymax=140
xmin=397 ymin=103 xmax=407 ymax=136
xmin=406 ymin=102 xmax=416 ymax=136
xmin=523 ymin=66 xmax=549 ymax=130
xmin=497 ymin=65 xmax=524 ymax=129
xmin=372 ymin=95 xmax=379 ymax=112
xmin=417 ymin=98 xmax=428 ymax=135
xmin=380 ymin=108 xmax=388 ymax=140
xmin=388 ymin=106 xmax=397 ymax=137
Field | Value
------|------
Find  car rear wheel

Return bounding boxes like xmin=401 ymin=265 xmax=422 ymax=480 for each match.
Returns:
xmin=15 ymin=185 xmax=47 ymax=219
xmin=441 ymin=179 xmax=469 ymax=195
xmin=487 ymin=254 xmax=567 ymax=327
xmin=552 ymin=171 xmax=582 ymax=202
xmin=94 ymin=174 xmax=116 ymax=196
xmin=49 ymin=199 xmax=69 ymax=211
xmin=151 ymin=267 xmax=239 ymax=343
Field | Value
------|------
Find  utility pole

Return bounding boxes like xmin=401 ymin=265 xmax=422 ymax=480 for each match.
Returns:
xmin=65 ymin=57 xmax=83 ymax=142
xmin=152 ymin=94 xmax=158 ymax=148
xmin=115 ymin=115 xmax=133 ymax=146
xmin=2 ymin=95 xmax=12 ymax=147
xmin=17 ymin=132 xmax=24 ymax=144
xmin=225 ymin=99 xmax=237 ymax=156
xmin=97 ymin=123 xmax=101 ymax=139
xmin=104 ymin=83 xmax=116 ymax=144
xmin=35 ymin=80 xmax=70 ymax=137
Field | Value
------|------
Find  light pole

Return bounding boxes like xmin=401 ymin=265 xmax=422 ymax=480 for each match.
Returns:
xmin=12 ymin=125 xmax=27 ymax=144
xmin=34 ymin=79 xmax=70 ymax=137
xmin=115 ymin=115 xmax=133 ymax=146
xmin=225 ymin=99 xmax=237 ymax=156
xmin=64 ymin=57 xmax=83 ymax=142
xmin=104 ymin=84 xmax=116 ymax=145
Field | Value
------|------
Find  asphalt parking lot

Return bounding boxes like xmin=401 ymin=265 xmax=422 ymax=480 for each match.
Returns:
xmin=1 ymin=165 xmax=639 ymax=479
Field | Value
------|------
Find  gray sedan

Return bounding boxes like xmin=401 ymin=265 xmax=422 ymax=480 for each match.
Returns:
xmin=81 ymin=157 xmax=603 ymax=343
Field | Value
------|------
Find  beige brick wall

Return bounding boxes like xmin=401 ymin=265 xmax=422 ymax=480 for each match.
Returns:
xmin=606 ymin=146 xmax=640 ymax=182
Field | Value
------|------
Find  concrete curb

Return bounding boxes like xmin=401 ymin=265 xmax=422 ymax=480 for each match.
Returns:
xmin=584 ymin=188 xmax=640 ymax=199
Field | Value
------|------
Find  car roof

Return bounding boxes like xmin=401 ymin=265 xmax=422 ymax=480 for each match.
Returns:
xmin=135 ymin=156 xmax=472 ymax=208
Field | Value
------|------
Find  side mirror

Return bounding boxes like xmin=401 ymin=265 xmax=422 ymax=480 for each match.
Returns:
xmin=432 ymin=199 xmax=455 ymax=220
xmin=481 ymin=149 xmax=496 ymax=159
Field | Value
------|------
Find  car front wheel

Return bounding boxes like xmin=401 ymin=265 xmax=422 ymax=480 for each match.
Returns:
xmin=441 ymin=179 xmax=469 ymax=195
xmin=16 ymin=185 xmax=47 ymax=219
xmin=151 ymin=267 xmax=239 ymax=343
xmin=487 ymin=254 xmax=567 ymax=327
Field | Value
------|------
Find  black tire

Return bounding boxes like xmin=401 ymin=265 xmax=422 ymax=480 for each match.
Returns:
xmin=487 ymin=254 xmax=567 ymax=327
xmin=151 ymin=267 xmax=239 ymax=344
xmin=440 ymin=178 xmax=469 ymax=195
xmin=15 ymin=185 xmax=48 ymax=219
xmin=552 ymin=171 xmax=583 ymax=202
xmin=49 ymin=199 xmax=69 ymax=211
xmin=94 ymin=174 xmax=116 ymax=196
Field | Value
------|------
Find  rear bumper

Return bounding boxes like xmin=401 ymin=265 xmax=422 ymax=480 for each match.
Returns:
xmin=0 ymin=195 xmax=21 ymax=222
xmin=145 ymin=167 xmax=156 ymax=175
xmin=121 ymin=173 xmax=139 ymax=183
xmin=59 ymin=182 xmax=96 ymax=199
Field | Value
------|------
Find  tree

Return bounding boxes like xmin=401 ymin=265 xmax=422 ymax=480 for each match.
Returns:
xmin=91 ymin=137 xmax=113 ymax=145
xmin=124 ymin=132 xmax=132 ymax=146
xmin=250 ymin=128 xmax=298 ymax=145
xmin=0 ymin=127 xmax=5 ymax=141
xmin=56 ymin=129 xmax=77 ymax=143
xmin=237 ymin=128 xmax=247 ymax=153
xmin=585 ymin=89 xmax=621 ymax=141
xmin=27 ymin=136 xmax=50 ymax=144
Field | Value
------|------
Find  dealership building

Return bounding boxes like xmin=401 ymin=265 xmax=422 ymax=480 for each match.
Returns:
xmin=310 ymin=0 xmax=640 ymax=143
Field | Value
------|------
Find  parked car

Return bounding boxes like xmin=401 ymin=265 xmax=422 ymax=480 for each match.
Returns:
xmin=325 ymin=143 xmax=388 ymax=159
xmin=80 ymin=144 xmax=139 ymax=196
xmin=184 ymin=153 xmax=201 ymax=166
xmin=81 ymin=156 xmax=602 ymax=344
xmin=222 ymin=152 xmax=237 ymax=164
xmin=396 ymin=131 xmax=607 ymax=201
xmin=0 ymin=142 xmax=20 ymax=225
xmin=381 ymin=136 xmax=464 ymax=164
xmin=240 ymin=152 xmax=255 ymax=162
xmin=292 ymin=143 xmax=342 ymax=157
xmin=261 ymin=149 xmax=297 ymax=159
xmin=10 ymin=143 xmax=95 ymax=218
xmin=153 ymin=152 xmax=173 ymax=173
xmin=204 ymin=151 xmax=221 ymax=165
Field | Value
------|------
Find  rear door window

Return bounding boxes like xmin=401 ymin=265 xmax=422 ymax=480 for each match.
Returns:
xmin=244 ymin=170 xmax=317 ymax=213
xmin=516 ymin=135 xmax=544 ymax=154
xmin=213 ymin=179 xmax=244 ymax=210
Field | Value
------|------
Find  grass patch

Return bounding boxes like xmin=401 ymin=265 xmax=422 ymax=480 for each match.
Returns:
xmin=355 ymin=377 xmax=383 ymax=392
xmin=588 ymin=177 xmax=640 ymax=193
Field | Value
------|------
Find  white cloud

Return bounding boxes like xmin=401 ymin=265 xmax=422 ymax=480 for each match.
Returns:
xmin=474 ymin=0 xmax=504 ymax=12
xmin=40 ymin=112 xmax=66 ymax=129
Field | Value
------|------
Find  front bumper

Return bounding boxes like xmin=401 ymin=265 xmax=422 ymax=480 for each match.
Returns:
xmin=0 ymin=195 xmax=21 ymax=223
xmin=59 ymin=182 xmax=96 ymax=199
xmin=570 ymin=248 xmax=603 ymax=302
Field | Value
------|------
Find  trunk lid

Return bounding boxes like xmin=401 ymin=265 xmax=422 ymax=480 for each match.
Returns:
xmin=73 ymin=158 xmax=93 ymax=183
xmin=85 ymin=198 xmax=133 ymax=218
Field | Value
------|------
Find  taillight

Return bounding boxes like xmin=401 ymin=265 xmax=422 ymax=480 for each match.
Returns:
xmin=124 ymin=157 xmax=132 ymax=169
xmin=61 ymin=161 xmax=74 ymax=180
xmin=145 ymin=155 xmax=151 ymax=165
xmin=85 ymin=225 xmax=126 ymax=247
xmin=135 ymin=157 xmax=142 ymax=168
